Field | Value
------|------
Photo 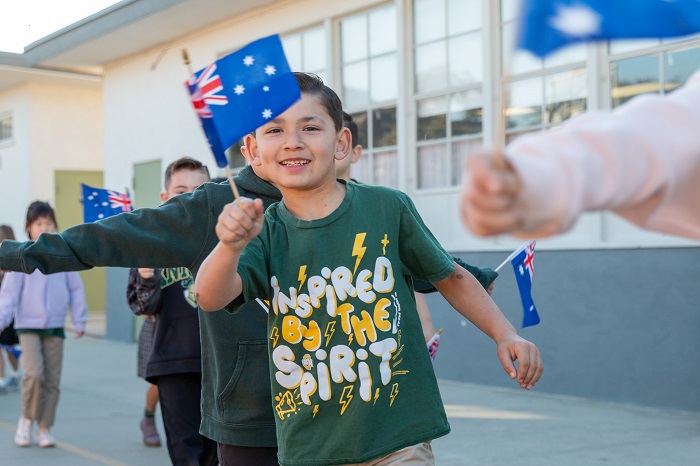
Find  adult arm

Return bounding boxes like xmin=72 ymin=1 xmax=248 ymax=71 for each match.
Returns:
xmin=461 ymin=71 xmax=700 ymax=240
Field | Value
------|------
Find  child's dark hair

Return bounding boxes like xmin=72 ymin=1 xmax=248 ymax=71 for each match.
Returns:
xmin=164 ymin=156 xmax=211 ymax=189
xmin=294 ymin=72 xmax=344 ymax=132
xmin=343 ymin=112 xmax=358 ymax=147
xmin=26 ymin=201 xmax=57 ymax=235
xmin=0 ymin=224 xmax=15 ymax=242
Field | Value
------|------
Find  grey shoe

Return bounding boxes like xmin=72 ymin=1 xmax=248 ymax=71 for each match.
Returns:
xmin=139 ymin=416 xmax=161 ymax=447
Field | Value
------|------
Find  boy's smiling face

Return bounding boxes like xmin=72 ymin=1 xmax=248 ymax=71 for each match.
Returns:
xmin=247 ymin=93 xmax=350 ymax=193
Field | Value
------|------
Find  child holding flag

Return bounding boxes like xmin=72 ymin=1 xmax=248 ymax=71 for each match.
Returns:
xmin=195 ymin=73 xmax=542 ymax=465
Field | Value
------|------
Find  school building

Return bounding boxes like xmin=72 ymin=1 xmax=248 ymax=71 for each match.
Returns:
xmin=1 ymin=0 xmax=699 ymax=412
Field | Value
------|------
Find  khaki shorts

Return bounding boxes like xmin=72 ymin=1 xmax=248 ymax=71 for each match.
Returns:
xmin=339 ymin=441 xmax=434 ymax=466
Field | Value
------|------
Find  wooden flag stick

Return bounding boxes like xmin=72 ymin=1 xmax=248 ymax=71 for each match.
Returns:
xmin=181 ymin=48 xmax=240 ymax=200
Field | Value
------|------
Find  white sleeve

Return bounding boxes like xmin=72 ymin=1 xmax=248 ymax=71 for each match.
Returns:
xmin=506 ymin=70 xmax=700 ymax=240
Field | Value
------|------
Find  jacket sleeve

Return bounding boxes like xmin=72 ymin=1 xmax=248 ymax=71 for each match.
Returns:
xmin=66 ymin=272 xmax=88 ymax=333
xmin=126 ymin=268 xmax=162 ymax=317
xmin=0 ymin=184 xmax=217 ymax=274
xmin=413 ymin=257 xmax=498 ymax=294
xmin=505 ymin=70 xmax=700 ymax=240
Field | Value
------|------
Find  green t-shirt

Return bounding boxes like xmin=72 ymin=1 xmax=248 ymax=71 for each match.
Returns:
xmin=238 ymin=181 xmax=455 ymax=465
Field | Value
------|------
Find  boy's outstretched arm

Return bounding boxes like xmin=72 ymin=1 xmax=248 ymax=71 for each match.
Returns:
xmin=195 ymin=197 xmax=264 ymax=312
xmin=433 ymin=262 xmax=543 ymax=390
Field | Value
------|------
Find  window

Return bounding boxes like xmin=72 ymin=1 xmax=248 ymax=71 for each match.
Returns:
xmin=340 ymin=5 xmax=398 ymax=187
xmin=413 ymin=0 xmax=483 ymax=189
xmin=501 ymin=0 xmax=587 ymax=142
xmin=0 ymin=115 xmax=12 ymax=144
xmin=610 ymin=45 xmax=700 ymax=108
xmin=282 ymin=26 xmax=328 ymax=83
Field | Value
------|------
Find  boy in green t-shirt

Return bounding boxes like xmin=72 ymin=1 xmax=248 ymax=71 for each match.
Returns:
xmin=196 ymin=72 xmax=543 ymax=466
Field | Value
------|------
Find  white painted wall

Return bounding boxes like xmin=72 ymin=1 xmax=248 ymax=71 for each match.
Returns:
xmin=0 ymin=81 xmax=103 ymax=238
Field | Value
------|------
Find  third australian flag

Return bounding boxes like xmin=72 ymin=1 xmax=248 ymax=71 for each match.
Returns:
xmin=510 ymin=241 xmax=540 ymax=328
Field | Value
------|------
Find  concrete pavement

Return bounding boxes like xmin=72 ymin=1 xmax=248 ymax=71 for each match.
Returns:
xmin=0 ymin=313 xmax=698 ymax=465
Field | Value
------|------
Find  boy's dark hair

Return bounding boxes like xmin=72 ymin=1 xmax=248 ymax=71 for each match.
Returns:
xmin=164 ymin=156 xmax=211 ymax=189
xmin=210 ymin=176 xmax=227 ymax=184
xmin=294 ymin=72 xmax=344 ymax=132
xmin=26 ymin=201 xmax=57 ymax=235
xmin=343 ymin=112 xmax=358 ymax=147
xmin=0 ymin=224 xmax=15 ymax=242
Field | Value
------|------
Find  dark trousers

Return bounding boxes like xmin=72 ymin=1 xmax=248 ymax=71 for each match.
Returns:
xmin=217 ymin=442 xmax=279 ymax=466
xmin=157 ymin=373 xmax=218 ymax=466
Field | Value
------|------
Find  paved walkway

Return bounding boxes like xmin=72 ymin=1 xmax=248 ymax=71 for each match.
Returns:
xmin=0 ymin=312 xmax=698 ymax=465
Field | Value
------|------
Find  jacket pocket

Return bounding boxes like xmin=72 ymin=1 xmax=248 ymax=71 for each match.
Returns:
xmin=217 ymin=340 xmax=274 ymax=425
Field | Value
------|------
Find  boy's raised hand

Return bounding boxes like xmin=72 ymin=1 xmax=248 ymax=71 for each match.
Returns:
xmin=216 ymin=197 xmax=265 ymax=251
xmin=460 ymin=152 xmax=523 ymax=236
xmin=495 ymin=334 xmax=543 ymax=390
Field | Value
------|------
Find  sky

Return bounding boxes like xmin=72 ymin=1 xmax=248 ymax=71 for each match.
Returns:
xmin=0 ymin=0 xmax=122 ymax=54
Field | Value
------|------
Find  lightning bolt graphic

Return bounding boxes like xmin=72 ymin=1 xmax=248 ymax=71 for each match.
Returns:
xmin=324 ymin=321 xmax=336 ymax=346
xmin=297 ymin=265 xmax=307 ymax=291
xmin=380 ymin=233 xmax=389 ymax=255
xmin=313 ymin=404 xmax=319 ymax=418
xmin=339 ymin=385 xmax=354 ymax=415
xmin=351 ymin=233 xmax=367 ymax=275
xmin=373 ymin=388 xmax=380 ymax=405
xmin=389 ymin=383 xmax=399 ymax=406
xmin=270 ymin=327 xmax=280 ymax=347
xmin=348 ymin=334 xmax=354 ymax=344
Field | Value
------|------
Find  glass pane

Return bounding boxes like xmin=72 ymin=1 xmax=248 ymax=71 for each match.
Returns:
xmin=545 ymin=69 xmax=587 ymax=124
xmin=449 ymin=32 xmax=483 ymax=86
xmin=351 ymin=152 xmax=372 ymax=184
xmin=450 ymin=89 xmax=482 ymax=136
xmin=351 ymin=111 xmax=369 ymax=149
xmin=373 ymin=106 xmax=397 ymax=147
xmin=448 ymin=0 xmax=481 ymax=35
xmin=226 ymin=139 xmax=246 ymax=168
xmin=544 ymin=43 xmax=586 ymax=68
xmin=0 ymin=117 xmax=12 ymax=141
xmin=609 ymin=38 xmax=660 ymax=55
xmin=370 ymin=54 xmax=398 ymax=103
xmin=505 ymin=128 xmax=539 ymax=144
xmin=501 ymin=0 xmax=519 ymax=22
xmin=303 ymin=27 xmax=326 ymax=72
xmin=417 ymin=143 xmax=450 ymax=189
xmin=502 ymin=21 xmax=542 ymax=74
xmin=507 ymin=77 xmax=543 ymax=129
xmin=343 ymin=61 xmax=369 ymax=108
xmin=341 ymin=15 xmax=368 ymax=63
xmin=610 ymin=55 xmax=659 ymax=108
xmin=664 ymin=46 xmax=700 ymax=93
xmin=415 ymin=41 xmax=448 ymax=93
xmin=281 ymin=34 xmax=302 ymax=71
xmin=451 ymin=138 xmax=482 ymax=186
xmin=369 ymin=5 xmax=397 ymax=56
xmin=374 ymin=150 xmax=398 ymax=188
xmin=414 ymin=0 xmax=445 ymax=45
xmin=417 ymin=96 xmax=447 ymax=141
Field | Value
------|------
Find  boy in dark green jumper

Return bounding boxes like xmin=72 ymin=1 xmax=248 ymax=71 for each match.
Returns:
xmin=196 ymin=73 xmax=543 ymax=465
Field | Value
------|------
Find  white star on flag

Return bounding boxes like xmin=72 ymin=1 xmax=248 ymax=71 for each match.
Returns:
xmin=264 ymin=65 xmax=276 ymax=76
xmin=519 ymin=264 xmax=525 ymax=275
xmin=262 ymin=109 xmax=273 ymax=119
xmin=549 ymin=3 xmax=602 ymax=37
xmin=263 ymin=86 xmax=270 ymax=92
xmin=233 ymin=84 xmax=245 ymax=95
xmin=243 ymin=56 xmax=255 ymax=66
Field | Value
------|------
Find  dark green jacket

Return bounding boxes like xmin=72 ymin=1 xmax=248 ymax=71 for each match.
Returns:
xmin=0 ymin=166 xmax=497 ymax=446
xmin=0 ymin=166 xmax=280 ymax=446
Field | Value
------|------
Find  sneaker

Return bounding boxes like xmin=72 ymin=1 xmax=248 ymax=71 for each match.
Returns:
xmin=6 ymin=376 xmax=19 ymax=392
xmin=36 ymin=428 xmax=56 ymax=448
xmin=140 ymin=416 xmax=161 ymax=447
xmin=14 ymin=417 xmax=32 ymax=447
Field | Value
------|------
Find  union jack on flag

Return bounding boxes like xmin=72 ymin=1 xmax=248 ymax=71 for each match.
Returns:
xmin=185 ymin=34 xmax=301 ymax=168
xmin=81 ymin=183 xmax=133 ymax=223
xmin=188 ymin=63 xmax=228 ymax=118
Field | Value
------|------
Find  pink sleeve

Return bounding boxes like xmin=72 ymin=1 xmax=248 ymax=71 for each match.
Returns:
xmin=505 ymin=71 xmax=700 ymax=240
